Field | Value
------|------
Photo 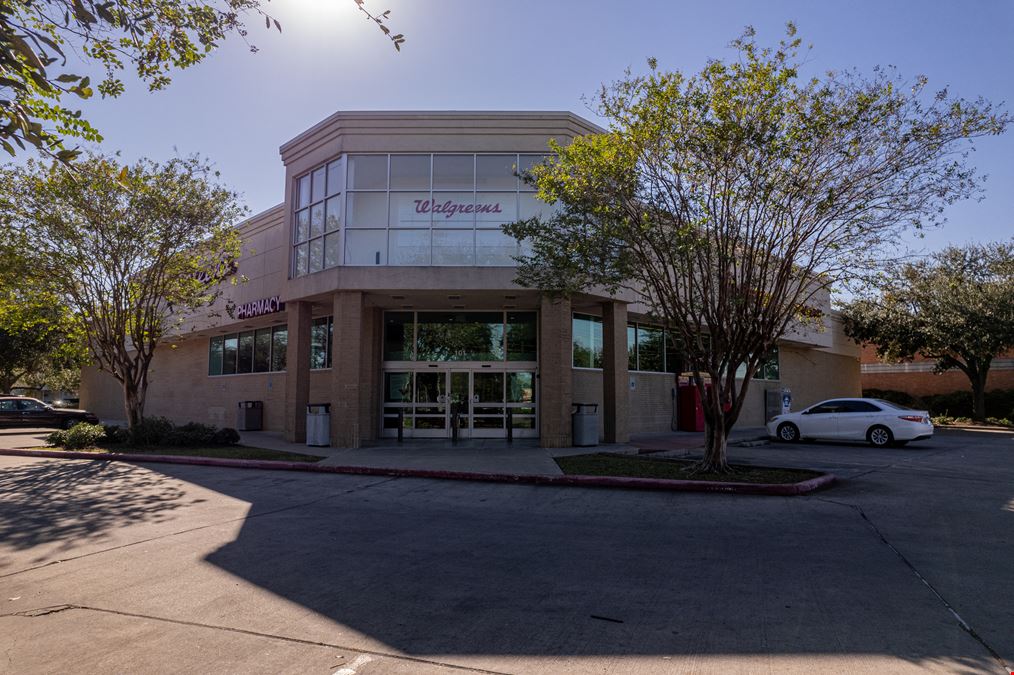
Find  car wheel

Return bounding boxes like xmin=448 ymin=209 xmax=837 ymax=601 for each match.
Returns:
xmin=867 ymin=425 xmax=893 ymax=447
xmin=62 ymin=418 xmax=76 ymax=430
xmin=777 ymin=422 xmax=800 ymax=442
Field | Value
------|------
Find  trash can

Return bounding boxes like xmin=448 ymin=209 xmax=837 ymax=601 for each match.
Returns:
xmin=306 ymin=403 xmax=331 ymax=447
xmin=236 ymin=401 xmax=263 ymax=431
xmin=572 ymin=403 xmax=599 ymax=447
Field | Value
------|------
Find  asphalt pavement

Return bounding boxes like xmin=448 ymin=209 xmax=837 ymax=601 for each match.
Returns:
xmin=0 ymin=428 xmax=1011 ymax=674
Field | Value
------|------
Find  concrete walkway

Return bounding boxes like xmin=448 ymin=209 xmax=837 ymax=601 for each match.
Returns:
xmin=236 ymin=427 xmax=769 ymax=476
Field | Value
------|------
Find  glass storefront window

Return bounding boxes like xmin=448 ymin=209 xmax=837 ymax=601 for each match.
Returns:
xmin=476 ymin=154 xmax=518 ymax=190
xmin=209 ymin=336 xmax=223 ymax=376
xmin=476 ymin=230 xmax=518 ymax=266
xmin=271 ymin=326 xmax=287 ymax=371
xmin=254 ymin=328 xmax=271 ymax=373
xmin=237 ymin=332 xmax=251 ymax=374
xmin=518 ymin=154 xmax=551 ymax=190
xmin=736 ymin=347 xmax=780 ymax=380
xmin=295 ymin=153 xmax=557 ymax=273
xmin=295 ymin=209 xmax=310 ymax=243
xmin=209 ymin=326 xmax=289 ymax=376
xmin=326 ymin=159 xmax=342 ymax=196
xmin=433 ymin=154 xmax=473 ymax=190
xmin=429 ymin=192 xmax=475 ymax=228
xmin=519 ymin=192 xmax=558 ymax=221
xmin=389 ymin=192 xmax=431 ymax=228
xmin=432 ymin=229 xmax=475 ymax=265
xmin=298 ymin=175 xmax=311 ymax=208
xmin=294 ymin=243 xmax=308 ymax=276
xmin=345 ymin=230 xmax=387 ymax=265
xmin=627 ymin=325 xmax=637 ymax=371
xmin=384 ymin=312 xmax=536 ymax=363
xmin=324 ymin=232 xmax=341 ymax=268
xmin=346 ymin=192 xmax=388 ymax=228
xmin=390 ymin=155 xmax=431 ymax=190
xmin=637 ymin=326 xmax=665 ymax=372
xmin=311 ymin=167 xmax=326 ymax=203
xmin=572 ymin=314 xmax=603 ymax=368
xmin=389 ymin=229 xmax=431 ymax=266
xmin=416 ymin=312 xmax=504 ymax=361
xmin=325 ymin=196 xmax=341 ymax=231
xmin=475 ymin=192 xmax=517 ymax=228
xmin=506 ymin=312 xmax=537 ymax=361
xmin=309 ymin=238 xmax=323 ymax=273
xmin=383 ymin=312 xmax=414 ymax=360
xmin=310 ymin=203 xmax=325 ymax=238
xmin=507 ymin=371 xmax=534 ymax=403
xmin=347 ymin=155 xmax=388 ymax=190
xmin=311 ymin=317 xmax=330 ymax=369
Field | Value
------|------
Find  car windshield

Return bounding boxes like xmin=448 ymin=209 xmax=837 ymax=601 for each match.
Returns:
xmin=874 ymin=398 xmax=916 ymax=411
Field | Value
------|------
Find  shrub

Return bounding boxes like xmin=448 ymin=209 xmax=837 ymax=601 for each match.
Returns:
xmin=47 ymin=422 xmax=107 ymax=450
xmin=102 ymin=424 xmax=128 ymax=444
xmin=213 ymin=427 xmax=241 ymax=445
xmin=166 ymin=422 xmax=219 ymax=447
xmin=129 ymin=416 xmax=175 ymax=446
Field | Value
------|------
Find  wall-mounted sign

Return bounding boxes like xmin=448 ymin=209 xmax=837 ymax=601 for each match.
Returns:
xmin=413 ymin=198 xmax=504 ymax=219
xmin=235 ymin=295 xmax=285 ymax=320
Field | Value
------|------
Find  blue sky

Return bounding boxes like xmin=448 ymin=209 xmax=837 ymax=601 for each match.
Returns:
xmin=70 ymin=0 xmax=1012 ymax=253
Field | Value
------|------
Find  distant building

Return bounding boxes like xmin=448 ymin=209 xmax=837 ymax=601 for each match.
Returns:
xmin=860 ymin=344 xmax=1014 ymax=396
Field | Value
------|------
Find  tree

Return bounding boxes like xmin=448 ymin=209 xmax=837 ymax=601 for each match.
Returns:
xmin=0 ymin=287 xmax=87 ymax=394
xmin=841 ymin=242 xmax=1014 ymax=422
xmin=504 ymin=25 xmax=1008 ymax=472
xmin=1 ymin=0 xmax=402 ymax=160
xmin=1 ymin=153 xmax=246 ymax=429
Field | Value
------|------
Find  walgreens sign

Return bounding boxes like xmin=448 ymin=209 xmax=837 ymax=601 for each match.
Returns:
xmin=413 ymin=198 xmax=504 ymax=219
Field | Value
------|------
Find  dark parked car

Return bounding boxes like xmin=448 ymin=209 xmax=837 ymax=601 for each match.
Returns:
xmin=0 ymin=396 xmax=99 ymax=429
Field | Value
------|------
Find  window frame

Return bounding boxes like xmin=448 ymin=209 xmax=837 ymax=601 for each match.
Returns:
xmin=209 ymin=324 xmax=289 ymax=376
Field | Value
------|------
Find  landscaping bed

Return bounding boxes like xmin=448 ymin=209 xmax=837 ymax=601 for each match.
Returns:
xmin=32 ymin=443 xmax=323 ymax=463
xmin=556 ymin=453 xmax=823 ymax=484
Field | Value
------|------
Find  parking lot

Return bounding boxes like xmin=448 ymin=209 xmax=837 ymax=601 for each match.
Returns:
xmin=1 ymin=428 xmax=1012 ymax=673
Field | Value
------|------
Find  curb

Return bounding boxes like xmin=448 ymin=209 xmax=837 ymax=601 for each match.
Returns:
xmin=0 ymin=448 xmax=836 ymax=496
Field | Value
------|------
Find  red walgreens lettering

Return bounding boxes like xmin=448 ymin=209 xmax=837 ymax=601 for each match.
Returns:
xmin=414 ymin=199 xmax=503 ymax=219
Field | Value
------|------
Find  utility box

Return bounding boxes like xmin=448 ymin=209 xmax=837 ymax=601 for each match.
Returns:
xmin=572 ymin=403 xmax=599 ymax=447
xmin=236 ymin=401 xmax=263 ymax=431
xmin=677 ymin=385 xmax=705 ymax=432
xmin=306 ymin=403 xmax=331 ymax=447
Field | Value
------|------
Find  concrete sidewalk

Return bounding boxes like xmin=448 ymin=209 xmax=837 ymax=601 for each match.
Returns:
xmin=236 ymin=427 xmax=769 ymax=476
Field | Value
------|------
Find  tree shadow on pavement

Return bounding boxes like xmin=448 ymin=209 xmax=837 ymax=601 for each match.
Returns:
xmin=0 ymin=459 xmax=192 ymax=565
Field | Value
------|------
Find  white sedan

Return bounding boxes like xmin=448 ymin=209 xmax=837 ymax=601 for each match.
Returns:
xmin=767 ymin=398 xmax=933 ymax=447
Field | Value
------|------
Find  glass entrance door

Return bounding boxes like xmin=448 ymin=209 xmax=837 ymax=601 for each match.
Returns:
xmin=382 ymin=368 xmax=537 ymax=439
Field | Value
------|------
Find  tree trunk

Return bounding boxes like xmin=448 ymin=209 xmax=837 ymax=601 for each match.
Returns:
xmin=122 ymin=381 xmax=144 ymax=430
xmin=971 ymin=376 xmax=987 ymax=422
xmin=700 ymin=420 xmax=730 ymax=472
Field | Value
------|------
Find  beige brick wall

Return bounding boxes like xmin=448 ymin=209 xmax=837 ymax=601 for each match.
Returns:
xmin=79 ymin=337 xmax=338 ymax=432
xmin=571 ymin=344 xmax=861 ymax=435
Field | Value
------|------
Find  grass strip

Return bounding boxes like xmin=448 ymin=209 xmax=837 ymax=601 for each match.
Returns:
xmin=33 ymin=444 xmax=324 ymax=463
xmin=556 ymin=453 xmax=822 ymax=484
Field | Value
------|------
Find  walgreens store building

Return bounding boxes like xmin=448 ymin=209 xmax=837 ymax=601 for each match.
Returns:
xmin=80 ymin=111 xmax=861 ymax=447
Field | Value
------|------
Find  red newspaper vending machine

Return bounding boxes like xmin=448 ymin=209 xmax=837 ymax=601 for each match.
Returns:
xmin=677 ymin=379 xmax=706 ymax=432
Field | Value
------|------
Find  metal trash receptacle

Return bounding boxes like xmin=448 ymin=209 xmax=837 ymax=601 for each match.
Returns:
xmin=572 ymin=403 xmax=599 ymax=447
xmin=306 ymin=403 xmax=331 ymax=447
xmin=237 ymin=401 xmax=263 ymax=431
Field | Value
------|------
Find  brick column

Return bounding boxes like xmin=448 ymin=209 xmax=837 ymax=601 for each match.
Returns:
xmin=284 ymin=300 xmax=312 ymax=443
xmin=602 ymin=300 xmax=630 ymax=443
xmin=539 ymin=294 xmax=573 ymax=448
xmin=331 ymin=291 xmax=378 ymax=447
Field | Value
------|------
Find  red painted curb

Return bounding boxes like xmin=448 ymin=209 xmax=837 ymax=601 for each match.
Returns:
xmin=0 ymin=448 xmax=836 ymax=496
